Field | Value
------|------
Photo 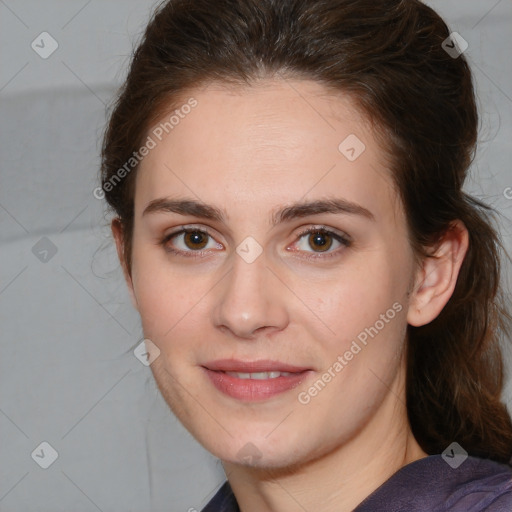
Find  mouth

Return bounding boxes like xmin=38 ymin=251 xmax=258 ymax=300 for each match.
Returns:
xmin=223 ymin=370 xmax=297 ymax=379
xmin=201 ymin=359 xmax=314 ymax=401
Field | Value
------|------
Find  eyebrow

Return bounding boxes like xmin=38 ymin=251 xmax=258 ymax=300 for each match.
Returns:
xmin=142 ymin=196 xmax=375 ymax=225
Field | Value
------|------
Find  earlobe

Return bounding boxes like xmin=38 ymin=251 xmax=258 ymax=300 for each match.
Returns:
xmin=407 ymin=221 xmax=469 ymax=327
xmin=111 ymin=218 xmax=139 ymax=312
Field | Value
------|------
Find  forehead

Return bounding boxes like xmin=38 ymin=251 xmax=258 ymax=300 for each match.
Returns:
xmin=135 ymin=79 xmax=399 ymax=224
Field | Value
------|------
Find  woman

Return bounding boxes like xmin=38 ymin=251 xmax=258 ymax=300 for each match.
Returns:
xmin=99 ymin=0 xmax=512 ymax=510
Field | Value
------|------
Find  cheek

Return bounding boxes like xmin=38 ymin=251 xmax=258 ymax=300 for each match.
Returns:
xmin=130 ymin=247 xmax=182 ymax=336
xmin=311 ymin=261 xmax=398 ymax=327
xmin=306 ymin=257 xmax=409 ymax=365
xmin=130 ymin=249 xmax=213 ymax=356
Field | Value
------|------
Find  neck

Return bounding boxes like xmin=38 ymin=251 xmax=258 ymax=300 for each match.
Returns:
xmin=222 ymin=368 xmax=427 ymax=512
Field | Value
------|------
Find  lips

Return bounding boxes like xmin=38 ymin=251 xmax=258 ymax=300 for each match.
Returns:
xmin=225 ymin=370 xmax=294 ymax=379
xmin=203 ymin=359 xmax=311 ymax=373
xmin=201 ymin=359 xmax=313 ymax=401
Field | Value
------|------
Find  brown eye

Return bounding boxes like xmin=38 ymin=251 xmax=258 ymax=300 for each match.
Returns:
xmin=160 ymin=227 xmax=223 ymax=257
xmin=308 ymin=231 xmax=333 ymax=252
xmin=183 ymin=230 xmax=209 ymax=250
xmin=291 ymin=226 xmax=351 ymax=259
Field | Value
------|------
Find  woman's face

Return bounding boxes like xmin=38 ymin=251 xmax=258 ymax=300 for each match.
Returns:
xmin=124 ymin=78 xmax=419 ymax=469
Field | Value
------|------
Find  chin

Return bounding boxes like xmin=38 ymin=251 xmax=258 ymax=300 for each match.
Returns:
xmin=199 ymin=429 xmax=312 ymax=470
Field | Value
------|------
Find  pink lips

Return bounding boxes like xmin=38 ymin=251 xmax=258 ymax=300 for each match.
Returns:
xmin=202 ymin=359 xmax=313 ymax=401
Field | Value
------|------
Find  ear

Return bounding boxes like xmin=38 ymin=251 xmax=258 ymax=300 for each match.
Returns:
xmin=407 ymin=220 xmax=469 ymax=327
xmin=111 ymin=218 xmax=138 ymax=311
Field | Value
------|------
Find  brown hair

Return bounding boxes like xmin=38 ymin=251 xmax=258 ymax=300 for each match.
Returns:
xmin=100 ymin=0 xmax=512 ymax=463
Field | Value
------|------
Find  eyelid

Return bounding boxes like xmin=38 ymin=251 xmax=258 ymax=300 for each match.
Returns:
xmin=287 ymin=225 xmax=351 ymax=260
xmin=293 ymin=225 xmax=352 ymax=245
xmin=161 ymin=224 xmax=222 ymax=257
xmin=160 ymin=224 xmax=351 ymax=259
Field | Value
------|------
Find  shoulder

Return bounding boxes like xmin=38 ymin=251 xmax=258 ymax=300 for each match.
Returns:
xmin=354 ymin=454 xmax=512 ymax=512
xmin=200 ymin=456 xmax=512 ymax=512
xmin=200 ymin=481 xmax=239 ymax=512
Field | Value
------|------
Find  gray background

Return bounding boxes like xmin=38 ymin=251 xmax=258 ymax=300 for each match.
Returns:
xmin=0 ymin=1 xmax=511 ymax=511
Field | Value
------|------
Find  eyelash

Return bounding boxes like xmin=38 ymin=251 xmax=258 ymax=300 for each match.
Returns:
xmin=159 ymin=225 xmax=352 ymax=261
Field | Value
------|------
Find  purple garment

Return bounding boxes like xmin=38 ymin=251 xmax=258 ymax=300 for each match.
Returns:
xmin=200 ymin=455 xmax=512 ymax=511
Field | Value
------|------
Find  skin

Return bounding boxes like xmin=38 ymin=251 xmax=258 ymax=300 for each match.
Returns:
xmin=112 ymin=78 xmax=468 ymax=512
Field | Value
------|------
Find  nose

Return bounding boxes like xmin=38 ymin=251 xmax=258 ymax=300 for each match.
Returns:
xmin=212 ymin=249 xmax=289 ymax=340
